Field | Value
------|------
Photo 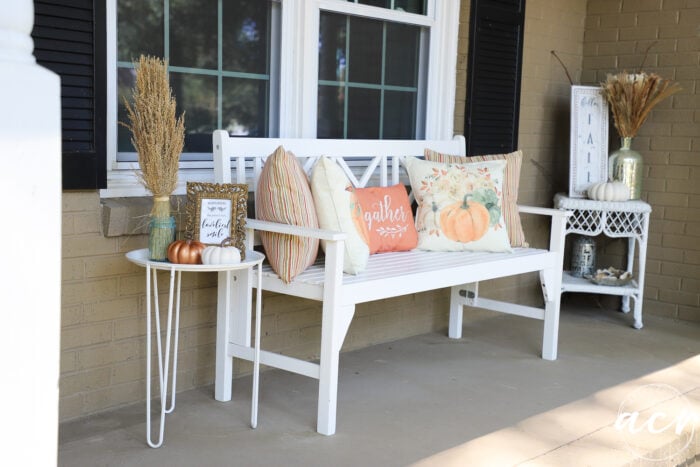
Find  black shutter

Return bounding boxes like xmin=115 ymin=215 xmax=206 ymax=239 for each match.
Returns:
xmin=464 ymin=0 xmax=525 ymax=155
xmin=32 ymin=0 xmax=107 ymax=189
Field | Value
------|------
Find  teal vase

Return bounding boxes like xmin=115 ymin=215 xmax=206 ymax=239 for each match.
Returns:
xmin=148 ymin=215 xmax=176 ymax=261
xmin=608 ymin=137 xmax=643 ymax=200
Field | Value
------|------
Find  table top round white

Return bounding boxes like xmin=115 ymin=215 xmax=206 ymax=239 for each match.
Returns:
xmin=126 ymin=248 xmax=265 ymax=272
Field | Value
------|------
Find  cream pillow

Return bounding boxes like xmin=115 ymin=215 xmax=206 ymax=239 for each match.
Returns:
xmin=311 ymin=157 xmax=370 ymax=274
xmin=404 ymin=156 xmax=512 ymax=253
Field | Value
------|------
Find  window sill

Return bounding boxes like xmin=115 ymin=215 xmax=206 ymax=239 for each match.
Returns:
xmin=101 ymin=196 xmax=186 ymax=237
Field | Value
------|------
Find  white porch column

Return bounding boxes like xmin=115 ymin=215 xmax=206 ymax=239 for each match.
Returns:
xmin=0 ymin=1 xmax=62 ymax=465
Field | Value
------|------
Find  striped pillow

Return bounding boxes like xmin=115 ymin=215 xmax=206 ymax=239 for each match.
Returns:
xmin=424 ymin=149 xmax=527 ymax=248
xmin=255 ymin=146 xmax=319 ymax=283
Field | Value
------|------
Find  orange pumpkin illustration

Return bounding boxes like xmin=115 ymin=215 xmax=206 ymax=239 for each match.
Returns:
xmin=347 ymin=186 xmax=370 ymax=246
xmin=439 ymin=196 xmax=490 ymax=243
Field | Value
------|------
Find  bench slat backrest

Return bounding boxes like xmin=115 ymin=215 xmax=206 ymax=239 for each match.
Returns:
xmin=213 ymin=130 xmax=466 ymax=190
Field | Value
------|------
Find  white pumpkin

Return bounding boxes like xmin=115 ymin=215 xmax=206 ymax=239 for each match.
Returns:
xmin=587 ymin=181 xmax=630 ymax=202
xmin=201 ymin=238 xmax=242 ymax=265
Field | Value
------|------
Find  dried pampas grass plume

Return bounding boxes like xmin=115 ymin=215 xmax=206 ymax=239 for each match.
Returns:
xmin=601 ymin=71 xmax=681 ymax=138
xmin=121 ymin=55 xmax=185 ymax=217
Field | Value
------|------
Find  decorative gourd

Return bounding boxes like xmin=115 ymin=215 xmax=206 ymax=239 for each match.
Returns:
xmin=167 ymin=239 xmax=206 ymax=264
xmin=587 ymin=181 xmax=630 ymax=202
xmin=201 ymin=238 xmax=242 ymax=265
xmin=439 ymin=196 xmax=490 ymax=243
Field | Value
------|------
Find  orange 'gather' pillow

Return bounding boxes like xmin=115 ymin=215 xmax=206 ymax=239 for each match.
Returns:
xmin=353 ymin=184 xmax=418 ymax=254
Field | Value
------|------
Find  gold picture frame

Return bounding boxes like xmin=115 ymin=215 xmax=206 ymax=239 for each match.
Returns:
xmin=185 ymin=182 xmax=248 ymax=257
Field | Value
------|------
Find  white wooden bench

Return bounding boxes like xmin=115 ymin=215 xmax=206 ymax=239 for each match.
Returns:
xmin=211 ymin=130 xmax=570 ymax=435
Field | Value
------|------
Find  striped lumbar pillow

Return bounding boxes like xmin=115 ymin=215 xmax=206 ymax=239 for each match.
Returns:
xmin=424 ymin=148 xmax=527 ymax=248
xmin=255 ymin=146 xmax=319 ymax=283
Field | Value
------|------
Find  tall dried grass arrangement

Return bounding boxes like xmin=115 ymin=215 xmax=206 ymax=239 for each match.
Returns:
xmin=121 ymin=56 xmax=185 ymax=219
xmin=601 ymin=71 xmax=681 ymax=138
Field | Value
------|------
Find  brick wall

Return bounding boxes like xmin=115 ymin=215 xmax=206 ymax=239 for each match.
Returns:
xmin=519 ymin=0 xmax=588 ymax=206
xmin=582 ymin=0 xmax=700 ymax=321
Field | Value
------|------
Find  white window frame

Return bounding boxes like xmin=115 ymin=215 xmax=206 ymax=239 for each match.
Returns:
xmin=101 ymin=0 xmax=460 ymax=198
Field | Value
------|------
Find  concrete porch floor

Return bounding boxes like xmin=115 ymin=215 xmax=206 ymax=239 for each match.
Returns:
xmin=58 ymin=298 xmax=700 ymax=466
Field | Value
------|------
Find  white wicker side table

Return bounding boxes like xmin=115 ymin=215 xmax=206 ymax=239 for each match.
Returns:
xmin=554 ymin=193 xmax=652 ymax=329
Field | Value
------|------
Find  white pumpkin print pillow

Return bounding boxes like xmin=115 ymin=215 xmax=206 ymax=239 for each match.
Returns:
xmin=403 ymin=156 xmax=512 ymax=253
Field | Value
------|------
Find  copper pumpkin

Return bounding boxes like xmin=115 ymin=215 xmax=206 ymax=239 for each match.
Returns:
xmin=167 ymin=239 xmax=206 ymax=264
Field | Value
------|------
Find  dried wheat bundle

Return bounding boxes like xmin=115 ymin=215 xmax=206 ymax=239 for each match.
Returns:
xmin=601 ymin=71 xmax=680 ymax=138
xmin=121 ymin=56 xmax=185 ymax=217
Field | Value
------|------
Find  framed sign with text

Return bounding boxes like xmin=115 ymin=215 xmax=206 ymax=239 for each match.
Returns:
xmin=185 ymin=182 xmax=248 ymax=254
xmin=569 ymin=85 xmax=609 ymax=198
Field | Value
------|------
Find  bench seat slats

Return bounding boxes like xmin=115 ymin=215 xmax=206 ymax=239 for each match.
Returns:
xmin=256 ymin=248 xmax=554 ymax=304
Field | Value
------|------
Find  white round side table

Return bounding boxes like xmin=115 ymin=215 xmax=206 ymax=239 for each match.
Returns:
xmin=126 ymin=248 xmax=265 ymax=448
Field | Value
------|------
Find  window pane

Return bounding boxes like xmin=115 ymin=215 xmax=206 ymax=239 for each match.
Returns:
xmin=348 ymin=16 xmax=382 ymax=84
xmin=222 ymin=0 xmax=270 ymax=74
xmin=347 ymin=88 xmax=380 ymax=139
xmin=117 ymin=68 xmax=136 ymax=152
xmin=383 ymin=91 xmax=416 ymax=138
xmin=170 ymin=73 xmax=217 ymax=153
xmin=222 ymin=78 xmax=268 ymax=136
xmin=356 ymin=0 xmax=391 ymax=8
xmin=319 ymin=13 xmax=347 ymax=82
xmin=385 ymin=22 xmax=420 ymax=87
xmin=317 ymin=84 xmax=345 ymax=138
xmin=349 ymin=0 xmax=426 ymax=14
xmin=170 ymin=0 xmax=217 ymax=69
xmin=317 ymin=11 xmax=424 ymax=139
xmin=394 ymin=0 xmax=426 ymax=14
xmin=117 ymin=0 xmax=275 ymax=159
xmin=117 ymin=0 xmax=163 ymax=61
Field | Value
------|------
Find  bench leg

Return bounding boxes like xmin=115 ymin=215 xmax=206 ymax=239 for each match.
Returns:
xmin=317 ymin=303 xmax=355 ymax=436
xmin=449 ymin=287 xmax=464 ymax=338
xmin=542 ymin=298 xmax=560 ymax=361
xmin=215 ymin=269 xmax=252 ymax=401
xmin=449 ymin=283 xmax=478 ymax=339
xmin=540 ymin=269 xmax=562 ymax=361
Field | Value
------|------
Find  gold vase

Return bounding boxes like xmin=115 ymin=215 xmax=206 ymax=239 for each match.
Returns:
xmin=608 ymin=137 xmax=643 ymax=200
xmin=148 ymin=197 xmax=175 ymax=261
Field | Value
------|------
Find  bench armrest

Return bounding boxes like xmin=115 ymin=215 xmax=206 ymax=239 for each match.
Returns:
xmin=245 ymin=219 xmax=347 ymax=288
xmin=518 ymin=205 xmax=572 ymax=219
xmin=517 ymin=205 xmax=570 ymax=268
xmin=246 ymin=218 xmax=347 ymax=242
